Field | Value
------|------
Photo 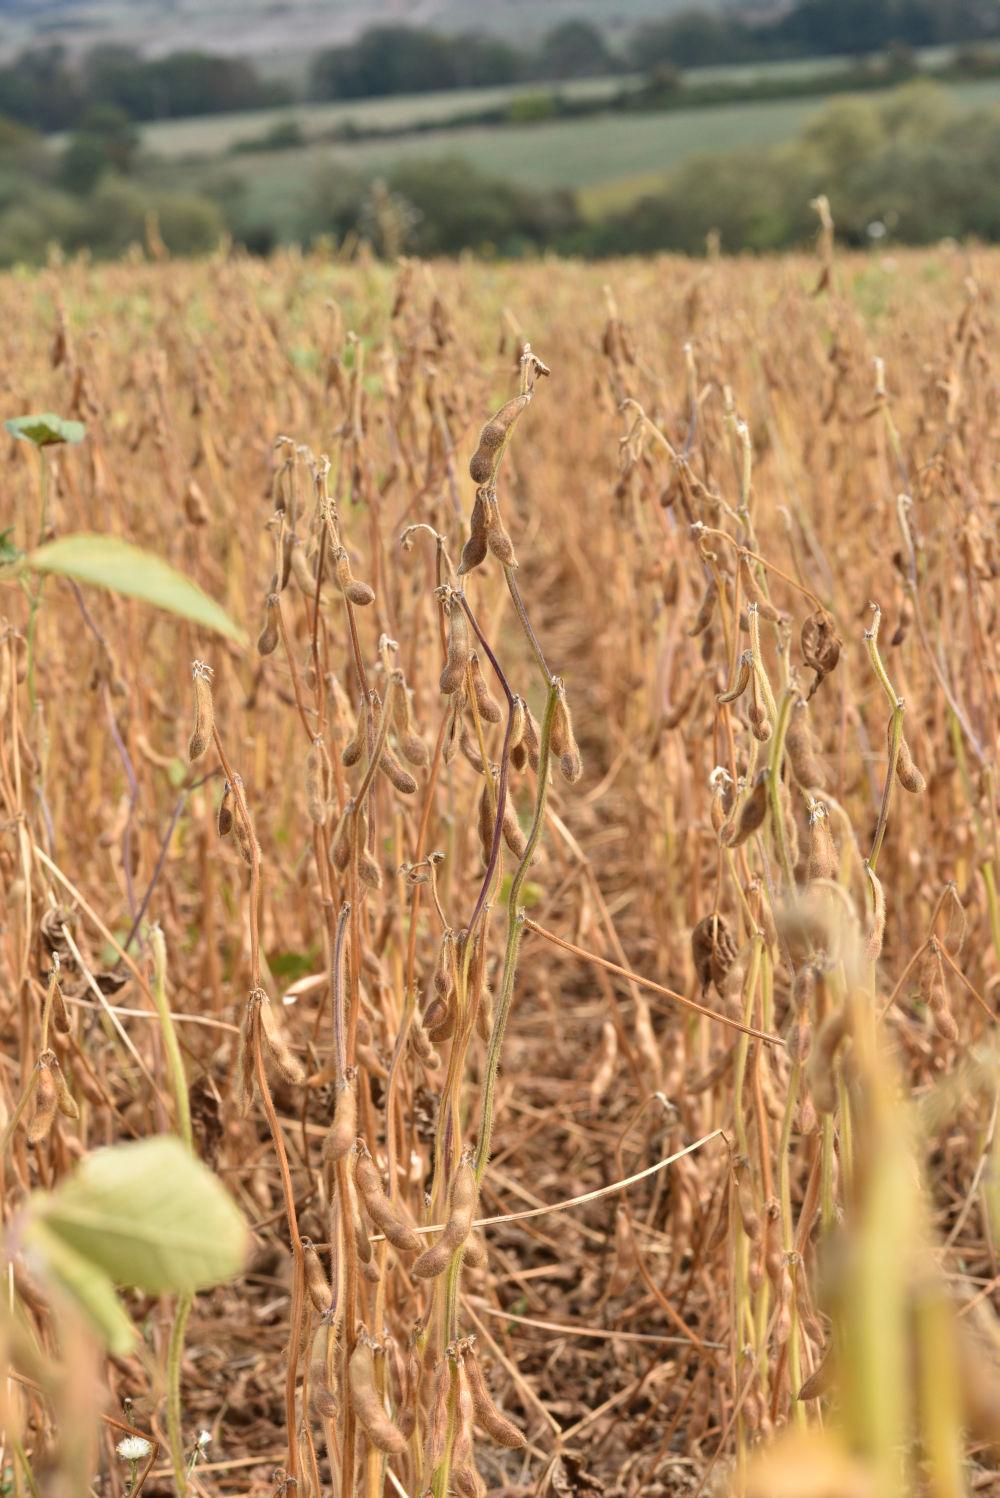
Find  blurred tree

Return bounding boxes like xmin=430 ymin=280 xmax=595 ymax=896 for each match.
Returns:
xmin=536 ymin=21 xmax=615 ymax=78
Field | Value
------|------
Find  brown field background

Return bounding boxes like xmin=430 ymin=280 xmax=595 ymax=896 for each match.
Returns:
xmin=2 ymin=243 xmax=999 ymax=1497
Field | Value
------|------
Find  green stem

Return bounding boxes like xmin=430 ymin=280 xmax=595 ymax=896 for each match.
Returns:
xmin=25 ymin=449 xmax=48 ymax=712
xmin=767 ymin=690 xmax=795 ymax=888
xmin=150 ymin=926 xmax=193 ymax=1495
xmin=474 ymin=683 xmax=558 ymax=1184
xmin=150 ymin=928 xmax=193 ymax=1151
xmin=166 ymin=1293 xmax=193 ymax=1495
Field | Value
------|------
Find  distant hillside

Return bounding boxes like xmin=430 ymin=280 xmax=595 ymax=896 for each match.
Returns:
xmin=0 ymin=0 xmax=778 ymax=67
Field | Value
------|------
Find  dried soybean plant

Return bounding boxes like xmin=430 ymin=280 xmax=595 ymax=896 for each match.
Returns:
xmin=185 ymin=336 xmax=580 ymax=1495
xmin=1 ymin=244 xmax=999 ymax=1498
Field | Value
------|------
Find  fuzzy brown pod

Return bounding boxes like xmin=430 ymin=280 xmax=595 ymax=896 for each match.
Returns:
xmin=691 ymin=913 xmax=738 ymax=992
xmin=469 ymin=652 xmax=502 ymax=724
xmin=217 ymin=780 xmax=234 ymax=837
xmin=354 ymin=1142 xmax=421 ymax=1252
xmin=801 ymin=608 xmax=841 ymax=698
xmin=440 ymin=595 xmax=471 ymax=695
xmin=722 ymin=773 xmax=769 ymax=847
xmin=348 ymin=1333 xmax=406 ymax=1456
xmin=258 ymin=992 xmax=305 ymax=1086
xmin=482 ymin=491 xmax=517 ymax=567
xmin=511 ymin=703 xmax=541 ymax=773
xmin=785 ymin=698 xmax=825 ymax=790
xmin=187 ymin=661 xmax=214 ymax=762
xmin=305 ymin=736 xmax=331 ymax=825
xmin=302 ymin=1239 xmax=332 ymax=1314
xmin=894 ymin=729 xmax=926 ymax=794
xmin=256 ymin=592 xmax=280 ymax=656
xmin=461 ymin=1342 xmax=526 ymax=1449
xmin=333 ymin=545 xmax=375 ymax=607
xmin=468 ymin=393 xmax=530 ymax=485
xmin=806 ymin=803 xmax=837 ymax=882
xmin=551 ymin=682 xmax=583 ymax=783
xmin=28 ymin=1054 xmax=58 ymax=1143
xmin=412 ymin=1154 xmax=477 ymax=1279
xmin=458 ymin=492 xmax=488 ymax=576
xmin=323 ymin=1072 xmax=357 ymax=1164
xmin=391 ymin=677 xmax=430 ymax=767
xmin=380 ymin=742 xmax=418 ymax=796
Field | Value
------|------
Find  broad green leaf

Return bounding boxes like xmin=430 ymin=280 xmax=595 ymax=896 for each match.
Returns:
xmin=24 ymin=1219 xmax=136 ymax=1354
xmin=26 ymin=534 xmax=246 ymax=644
xmin=32 ymin=1137 xmax=249 ymax=1295
xmin=6 ymin=413 xmax=86 ymax=447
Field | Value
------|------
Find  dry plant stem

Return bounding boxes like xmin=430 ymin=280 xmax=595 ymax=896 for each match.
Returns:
xmin=694 ymin=524 xmax=825 ymax=613
xmin=253 ymin=1033 xmax=304 ymax=1486
xmin=865 ymin=604 xmax=903 ymax=870
xmin=523 ymin=919 xmax=782 ymax=1044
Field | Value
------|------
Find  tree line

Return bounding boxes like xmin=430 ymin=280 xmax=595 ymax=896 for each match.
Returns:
xmin=0 ymin=80 xmax=997 ymax=265
xmin=0 ymin=0 xmax=995 ymax=135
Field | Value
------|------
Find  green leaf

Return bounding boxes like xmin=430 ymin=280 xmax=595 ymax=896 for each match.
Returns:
xmin=26 ymin=534 xmax=246 ymax=644
xmin=0 ymin=528 xmax=20 ymax=566
xmin=24 ymin=1220 xmax=137 ymax=1354
xmin=6 ymin=413 xmax=86 ymax=447
xmin=499 ymin=873 xmax=543 ymax=909
xmin=31 ymin=1137 xmax=249 ymax=1296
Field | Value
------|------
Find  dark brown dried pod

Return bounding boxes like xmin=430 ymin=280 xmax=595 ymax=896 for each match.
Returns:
xmin=483 ymin=493 xmax=516 ymax=567
xmin=380 ymin=743 xmax=418 ymax=796
xmin=459 ymin=720 xmax=486 ymax=774
xmin=468 ymin=393 xmax=530 ymax=485
xmin=51 ymin=1055 xmax=78 ymax=1121
xmin=256 ymin=593 xmax=280 ymax=656
xmin=230 ymin=776 xmax=260 ymax=868
xmin=785 ymin=698 xmax=825 ymax=790
xmin=469 ymin=652 xmax=502 ymax=724
xmin=440 ymin=596 xmax=471 ymax=695
xmin=391 ymin=676 xmax=429 ymax=767
xmin=688 ymin=578 xmax=717 ymax=637
xmin=508 ymin=696 xmax=526 ymax=751
xmin=722 ymin=772 xmax=768 ymax=847
xmin=691 ymin=914 xmax=738 ymax=992
xmin=458 ymin=492 xmax=488 ymax=577
xmin=521 ymin=706 xmax=541 ymax=772
xmin=476 ymin=776 xmax=496 ymax=865
xmin=501 ymin=796 xmax=526 ymax=858
xmin=341 ymin=696 xmax=368 ymax=768
xmin=469 ymin=447 xmax=494 ymax=486
xmin=217 ymin=780 xmax=234 ymax=837
xmin=48 ymin=973 xmax=70 ymax=1036
xmin=331 ymin=800 xmax=355 ymax=872
xmin=801 ymin=608 xmax=841 ymax=698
